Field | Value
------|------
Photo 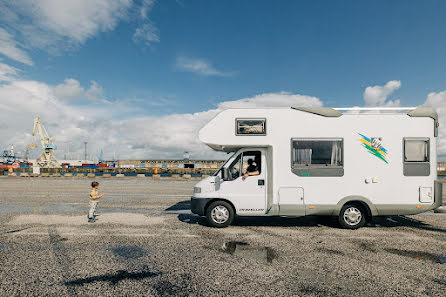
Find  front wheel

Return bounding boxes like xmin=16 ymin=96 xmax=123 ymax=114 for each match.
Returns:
xmin=206 ymin=201 xmax=235 ymax=228
xmin=338 ymin=204 xmax=366 ymax=229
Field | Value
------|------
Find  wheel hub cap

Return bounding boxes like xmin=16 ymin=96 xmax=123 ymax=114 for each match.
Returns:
xmin=211 ymin=206 xmax=229 ymax=224
xmin=343 ymin=207 xmax=362 ymax=226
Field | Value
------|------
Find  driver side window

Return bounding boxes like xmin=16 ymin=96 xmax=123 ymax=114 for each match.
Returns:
xmin=227 ymin=151 xmax=262 ymax=181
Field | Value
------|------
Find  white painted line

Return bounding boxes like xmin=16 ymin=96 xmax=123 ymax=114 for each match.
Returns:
xmin=0 ymin=194 xmax=191 ymax=199
xmin=9 ymin=232 xmax=199 ymax=237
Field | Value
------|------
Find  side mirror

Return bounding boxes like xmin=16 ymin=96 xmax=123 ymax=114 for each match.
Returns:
xmin=222 ymin=167 xmax=230 ymax=181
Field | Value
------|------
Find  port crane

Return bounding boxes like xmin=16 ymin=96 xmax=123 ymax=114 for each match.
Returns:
xmin=32 ymin=116 xmax=60 ymax=168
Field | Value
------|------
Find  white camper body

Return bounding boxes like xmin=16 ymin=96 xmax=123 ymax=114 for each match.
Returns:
xmin=191 ymin=107 xmax=442 ymax=228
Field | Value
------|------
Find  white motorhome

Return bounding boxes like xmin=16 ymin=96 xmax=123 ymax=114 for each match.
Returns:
xmin=191 ymin=107 xmax=442 ymax=229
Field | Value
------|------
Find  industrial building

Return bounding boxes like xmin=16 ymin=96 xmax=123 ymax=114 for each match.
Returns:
xmin=116 ymin=159 xmax=224 ymax=170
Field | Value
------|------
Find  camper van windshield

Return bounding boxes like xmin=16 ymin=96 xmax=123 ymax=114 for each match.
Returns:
xmin=213 ymin=152 xmax=236 ymax=176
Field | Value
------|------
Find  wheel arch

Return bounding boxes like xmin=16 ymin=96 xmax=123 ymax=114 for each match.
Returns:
xmin=204 ymin=198 xmax=236 ymax=215
xmin=334 ymin=196 xmax=378 ymax=217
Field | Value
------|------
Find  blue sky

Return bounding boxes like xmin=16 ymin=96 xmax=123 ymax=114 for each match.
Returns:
xmin=1 ymin=0 xmax=446 ymax=159
xmin=21 ymin=0 xmax=446 ymax=111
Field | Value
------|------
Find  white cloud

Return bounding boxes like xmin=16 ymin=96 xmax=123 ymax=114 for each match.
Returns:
xmin=53 ymin=79 xmax=105 ymax=101
xmin=363 ymin=80 xmax=401 ymax=107
xmin=132 ymin=0 xmax=159 ymax=46
xmin=0 ymin=77 xmax=138 ymax=160
xmin=133 ymin=23 xmax=159 ymax=46
xmin=424 ymin=91 xmax=446 ymax=110
xmin=36 ymin=0 xmax=131 ymax=42
xmin=53 ymin=79 xmax=84 ymax=101
xmin=0 ymin=61 xmax=19 ymax=81
xmin=218 ymin=92 xmax=322 ymax=109
xmin=0 ymin=74 xmax=322 ymax=160
xmin=0 ymin=28 xmax=33 ymax=65
xmin=139 ymin=0 xmax=155 ymax=19
xmin=2 ymin=0 xmax=132 ymax=47
xmin=85 ymin=81 xmax=105 ymax=100
xmin=0 ymin=0 xmax=159 ymax=63
xmin=176 ymin=57 xmax=233 ymax=77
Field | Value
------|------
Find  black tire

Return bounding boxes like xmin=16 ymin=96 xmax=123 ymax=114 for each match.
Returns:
xmin=205 ymin=201 xmax=235 ymax=228
xmin=338 ymin=203 xmax=366 ymax=229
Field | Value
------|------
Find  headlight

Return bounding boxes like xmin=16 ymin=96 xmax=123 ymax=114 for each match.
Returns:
xmin=194 ymin=187 xmax=201 ymax=194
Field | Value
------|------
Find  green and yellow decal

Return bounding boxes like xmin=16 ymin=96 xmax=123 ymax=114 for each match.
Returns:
xmin=358 ymin=133 xmax=388 ymax=164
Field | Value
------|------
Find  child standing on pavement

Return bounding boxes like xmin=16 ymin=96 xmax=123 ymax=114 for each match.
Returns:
xmin=88 ymin=181 xmax=104 ymax=223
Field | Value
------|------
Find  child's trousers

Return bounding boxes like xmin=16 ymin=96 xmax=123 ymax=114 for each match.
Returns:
xmin=88 ymin=202 xmax=98 ymax=219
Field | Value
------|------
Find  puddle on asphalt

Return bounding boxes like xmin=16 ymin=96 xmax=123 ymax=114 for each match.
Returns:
xmin=385 ymin=248 xmax=446 ymax=264
xmin=109 ymin=245 xmax=148 ymax=260
xmin=222 ymin=241 xmax=277 ymax=264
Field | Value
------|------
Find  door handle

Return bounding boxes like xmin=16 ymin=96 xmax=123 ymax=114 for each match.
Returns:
xmin=258 ymin=179 xmax=265 ymax=186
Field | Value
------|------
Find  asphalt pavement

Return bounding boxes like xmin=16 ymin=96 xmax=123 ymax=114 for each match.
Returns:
xmin=0 ymin=178 xmax=445 ymax=296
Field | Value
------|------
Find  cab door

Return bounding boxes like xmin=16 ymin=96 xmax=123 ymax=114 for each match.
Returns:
xmin=219 ymin=149 xmax=266 ymax=215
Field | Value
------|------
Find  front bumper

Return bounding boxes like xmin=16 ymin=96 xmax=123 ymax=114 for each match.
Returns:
xmin=191 ymin=197 xmax=213 ymax=216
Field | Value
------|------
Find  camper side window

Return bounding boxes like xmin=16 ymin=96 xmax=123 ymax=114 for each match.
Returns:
xmin=404 ymin=139 xmax=429 ymax=162
xmin=291 ymin=139 xmax=344 ymax=177
xmin=403 ymin=138 xmax=430 ymax=176
xmin=236 ymin=119 xmax=266 ymax=135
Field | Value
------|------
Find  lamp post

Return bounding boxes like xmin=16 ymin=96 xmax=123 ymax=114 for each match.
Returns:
xmin=84 ymin=142 xmax=87 ymax=163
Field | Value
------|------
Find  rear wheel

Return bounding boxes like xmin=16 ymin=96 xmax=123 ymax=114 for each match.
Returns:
xmin=206 ymin=201 xmax=235 ymax=228
xmin=338 ymin=203 xmax=366 ymax=229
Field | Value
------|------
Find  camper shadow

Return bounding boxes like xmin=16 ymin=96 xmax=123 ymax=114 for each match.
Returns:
xmin=178 ymin=214 xmax=209 ymax=226
xmin=178 ymin=214 xmax=340 ymax=228
xmin=233 ymin=216 xmax=340 ymax=227
xmin=164 ymin=200 xmax=191 ymax=211
xmin=372 ymin=215 xmax=446 ymax=234
xmin=178 ymin=212 xmax=446 ymax=233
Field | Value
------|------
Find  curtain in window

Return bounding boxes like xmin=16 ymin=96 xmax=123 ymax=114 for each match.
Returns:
xmin=296 ymin=149 xmax=312 ymax=165
xmin=331 ymin=141 xmax=342 ymax=165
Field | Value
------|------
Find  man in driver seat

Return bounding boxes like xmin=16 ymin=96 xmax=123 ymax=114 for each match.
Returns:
xmin=243 ymin=159 xmax=260 ymax=179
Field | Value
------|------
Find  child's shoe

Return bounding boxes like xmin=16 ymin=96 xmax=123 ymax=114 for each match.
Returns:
xmin=88 ymin=218 xmax=95 ymax=223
